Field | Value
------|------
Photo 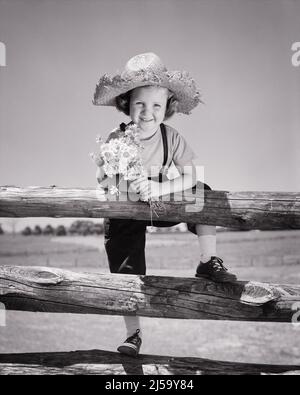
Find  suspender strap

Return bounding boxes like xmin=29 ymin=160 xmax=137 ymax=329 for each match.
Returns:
xmin=159 ymin=123 xmax=168 ymax=183
xmin=120 ymin=121 xmax=134 ymax=132
xmin=119 ymin=122 xmax=127 ymax=132
xmin=160 ymin=123 xmax=168 ymax=168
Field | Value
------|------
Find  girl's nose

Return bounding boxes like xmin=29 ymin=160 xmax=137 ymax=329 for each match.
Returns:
xmin=141 ymin=106 xmax=151 ymax=116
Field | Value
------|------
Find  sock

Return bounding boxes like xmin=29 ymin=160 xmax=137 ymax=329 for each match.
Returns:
xmin=123 ymin=316 xmax=142 ymax=338
xmin=197 ymin=234 xmax=217 ymax=264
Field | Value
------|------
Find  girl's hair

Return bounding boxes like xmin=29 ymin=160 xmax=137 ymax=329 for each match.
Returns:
xmin=115 ymin=87 xmax=178 ymax=120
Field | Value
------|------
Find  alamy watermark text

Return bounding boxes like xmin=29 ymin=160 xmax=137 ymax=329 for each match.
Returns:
xmin=0 ymin=42 xmax=6 ymax=67
xmin=291 ymin=42 xmax=300 ymax=67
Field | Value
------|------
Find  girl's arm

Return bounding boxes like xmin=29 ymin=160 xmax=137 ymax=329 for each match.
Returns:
xmin=131 ymin=160 xmax=197 ymax=199
xmin=159 ymin=160 xmax=197 ymax=196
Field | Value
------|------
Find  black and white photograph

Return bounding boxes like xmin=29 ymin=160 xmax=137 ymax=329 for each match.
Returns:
xmin=0 ymin=0 xmax=299 ymax=378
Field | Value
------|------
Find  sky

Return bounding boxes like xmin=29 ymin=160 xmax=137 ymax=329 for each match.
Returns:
xmin=0 ymin=0 xmax=299 ymax=230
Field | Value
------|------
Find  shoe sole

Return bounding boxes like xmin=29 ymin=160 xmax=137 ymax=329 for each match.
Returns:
xmin=117 ymin=344 xmax=139 ymax=357
xmin=195 ymin=273 xmax=237 ymax=283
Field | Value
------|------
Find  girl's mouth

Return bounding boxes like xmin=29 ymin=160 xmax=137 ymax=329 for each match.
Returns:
xmin=140 ymin=118 xmax=153 ymax=123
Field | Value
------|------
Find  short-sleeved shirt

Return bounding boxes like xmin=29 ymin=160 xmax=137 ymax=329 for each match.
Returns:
xmin=106 ymin=123 xmax=197 ymax=182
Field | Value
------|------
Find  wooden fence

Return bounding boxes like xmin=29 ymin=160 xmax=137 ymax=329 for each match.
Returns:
xmin=0 ymin=186 xmax=300 ymax=375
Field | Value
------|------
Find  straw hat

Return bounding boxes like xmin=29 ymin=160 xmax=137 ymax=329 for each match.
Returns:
xmin=93 ymin=52 xmax=201 ymax=114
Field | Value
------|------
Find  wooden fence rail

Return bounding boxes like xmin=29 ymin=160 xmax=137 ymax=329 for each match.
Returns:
xmin=1 ymin=349 xmax=300 ymax=375
xmin=1 ymin=266 xmax=299 ymax=322
xmin=0 ymin=186 xmax=299 ymax=230
xmin=0 ymin=186 xmax=299 ymax=375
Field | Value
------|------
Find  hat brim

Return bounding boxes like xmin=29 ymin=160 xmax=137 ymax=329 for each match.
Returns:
xmin=93 ymin=70 xmax=201 ymax=114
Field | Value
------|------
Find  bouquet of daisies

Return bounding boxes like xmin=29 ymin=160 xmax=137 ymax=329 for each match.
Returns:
xmin=90 ymin=123 xmax=163 ymax=217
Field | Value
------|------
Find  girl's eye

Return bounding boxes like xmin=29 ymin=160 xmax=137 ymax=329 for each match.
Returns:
xmin=135 ymin=102 xmax=143 ymax=106
xmin=154 ymin=104 xmax=161 ymax=108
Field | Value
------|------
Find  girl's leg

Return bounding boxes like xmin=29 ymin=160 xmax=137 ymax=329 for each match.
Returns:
xmin=104 ymin=218 xmax=146 ymax=355
xmin=195 ymin=224 xmax=216 ymax=263
xmin=118 ymin=316 xmax=142 ymax=357
xmin=187 ymin=182 xmax=217 ymax=262
xmin=186 ymin=183 xmax=237 ymax=282
xmin=104 ymin=218 xmax=147 ymax=275
xmin=124 ymin=316 xmax=142 ymax=338
xmin=188 ymin=222 xmax=237 ymax=282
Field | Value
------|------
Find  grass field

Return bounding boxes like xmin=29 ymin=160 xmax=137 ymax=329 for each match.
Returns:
xmin=0 ymin=230 xmax=300 ymax=366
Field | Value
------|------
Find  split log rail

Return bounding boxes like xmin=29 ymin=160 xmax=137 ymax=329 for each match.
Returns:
xmin=0 ymin=185 xmax=299 ymax=375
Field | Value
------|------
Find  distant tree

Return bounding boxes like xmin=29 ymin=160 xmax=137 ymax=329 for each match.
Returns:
xmin=22 ymin=226 xmax=32 ymax=236
xmin=32 ymin=225 xmax=42 ymax=236
xmin=82 ymin=227 xmax=90 ymax=236
xmin=92 ymin=223 xmax=104 ymax=235
xmin=68 ymin=220 xmax=82 ymax=235
xmin=0 ymin=224 xmax=4 ymax=235
xmin=80 ymin=221 xmax=94 ymax=236
xmin=55 ymin=225 xmax=67 ymax=236
xmin=68 ymin=220 xmax=102 ymax=236
xmin=43 ymin=224 xmax=54 ymax=236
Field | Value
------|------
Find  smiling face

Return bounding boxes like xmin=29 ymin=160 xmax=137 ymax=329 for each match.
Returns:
xmin=129 ymin=86 xmax=169 ymax=137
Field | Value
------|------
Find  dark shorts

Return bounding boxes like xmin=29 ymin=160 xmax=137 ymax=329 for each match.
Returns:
xmin=104 ymin=182 xmax=212 ymax=275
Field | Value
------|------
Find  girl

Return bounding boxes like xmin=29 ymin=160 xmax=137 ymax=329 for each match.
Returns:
xmin=93 ymin=53 xmax=237 ymax=357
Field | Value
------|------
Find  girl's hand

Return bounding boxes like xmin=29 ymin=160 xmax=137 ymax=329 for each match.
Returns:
xmin=90 ymin=152 xmax=104 ymax=167
xmin=96 ymin=165 xmax=106 ymax=184
xmin=142 ymin=180 xmax=161 ymax=201
xmin=130 ymin=175 xmax=148 ymax=195
xmin=90 ymin=153 xmax=106 ymax=184
xmin=131 ymin=177 xmax=161 ymax=201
